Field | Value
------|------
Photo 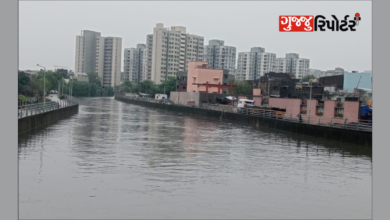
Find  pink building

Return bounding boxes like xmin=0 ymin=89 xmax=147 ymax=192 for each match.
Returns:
xmin=186 ymin=61 xmax=233 ymax=94
xmin=269 ymin=98 xmax=302 ymax=113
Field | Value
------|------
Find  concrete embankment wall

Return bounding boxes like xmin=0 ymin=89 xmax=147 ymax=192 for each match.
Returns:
xmin=115 ymin=96 xmax=372 ymax=147
xmin=18 ymin=105 xmax=79 ymax=135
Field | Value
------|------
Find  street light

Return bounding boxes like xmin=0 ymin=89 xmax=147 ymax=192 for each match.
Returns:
xmin=37 ymin=64 xmax=46 ymax=103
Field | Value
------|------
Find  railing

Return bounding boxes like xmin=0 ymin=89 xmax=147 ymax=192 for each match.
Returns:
xmin=18 ymin=95 xmax=79 ymax=119
xmin=237 ymin=108 xmax=372 ymax=132
xmin=118 ymin=95 xmax=237 ymax=113
xmin=116 ymin=95 xmax=372 ymax=132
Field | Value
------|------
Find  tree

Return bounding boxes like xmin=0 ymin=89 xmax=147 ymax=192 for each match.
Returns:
xmin=87 ymin=72 xmax=99 ymax=84
xmin=138 ymin=80 xmax=158 ymax=94
xmin=36 ymin=77 xmax=51 ymax=95
xmin=71 ymin=81 xmax=89 ymax=97
xmin=232 ymin=80 xmax=252 ymax=95
xmin=27 ymin=81 xmax=40 ymax=97
xmin=302 ymin=74 xmax=316 ymax=82
xmin=159 ymin=76 xmax=176 ymax=96
xmin=101 ymin=86 xmax=114 ymax=96
xmin=122 ymin=80 xmax=133 ymax=93
xmin=18 ymin=71 xmax=31 ymax=95
xmin=89 ymin=83 xmax=98 ymax=97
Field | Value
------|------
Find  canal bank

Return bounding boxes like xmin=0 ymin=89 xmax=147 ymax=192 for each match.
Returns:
xmin=115 ymin=95 xmax=371 ymax=147
xmin=18 ymin=104 xmax=79 ymax=135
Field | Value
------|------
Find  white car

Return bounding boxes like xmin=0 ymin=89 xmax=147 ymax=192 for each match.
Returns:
xmin=237 ymin=99 xmax=255 ymax=113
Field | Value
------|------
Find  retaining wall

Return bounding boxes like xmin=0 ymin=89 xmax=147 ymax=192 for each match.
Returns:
xmin=115 ymin=96 xmax=371 ymax=147
xmin=18 ymin=105 xmax=79 ymax=135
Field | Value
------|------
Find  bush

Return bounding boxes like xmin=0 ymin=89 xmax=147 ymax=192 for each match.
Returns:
xmin=18 ymin=94 xmax=28 ymax=102
xmin=59 ymin=95 xmax=65 ymax=99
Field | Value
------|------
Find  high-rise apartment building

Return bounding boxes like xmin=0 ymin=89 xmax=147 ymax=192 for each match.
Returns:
xmin=203 ymin=39 xmax=236 ymax=74
xmin=236 ymin=47 xmax=275 ymax=81
xmin=150 ymin=23 xmax=204 ymax=84
xmin=143 ymin=34 xmax=153 ymax=81
xmin=259 ymin=52 xmax=276 ymax=77
xmin=75 ymin=30 xmax=101 ymax=74
xmin=123 ymin=44 xmax=146 ymax=83
xmin=95 ymin=36 xmax=122 ymax=87
xmin=274 ymin=53 xmax=310 ymax=79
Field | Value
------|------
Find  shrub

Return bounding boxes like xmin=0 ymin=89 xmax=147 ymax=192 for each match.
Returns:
xmin=59 ymin=94 xmax=65 ymax=99
xmin=18 ymin=94 xmax=28 ymax=102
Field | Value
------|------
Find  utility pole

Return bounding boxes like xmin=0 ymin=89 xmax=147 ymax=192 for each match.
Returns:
xmin=268 ymin=80 xmax=270 ymax=96
xmin=309 ymin=81 xmax=312 ymax=115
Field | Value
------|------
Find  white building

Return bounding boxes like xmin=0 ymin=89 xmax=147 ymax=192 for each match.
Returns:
xmin=75 ymin=30 xmax=101 ymax=74
xmin=123 ymin=44 xmax=146 ymax=83
xmin=236 ymin=47 xmax=276 ymax=80
xmin=325 ymin=67 xmax=345 ymax=76
xmin=309 ymin=69 xmax=326 ymax=78
xmin=95 ymin=36 xmax=122 ymax=87
xmin=142 ymin=34 xmax=153 ymax=81
xmin=259 ymin=52 xmax=276 ymax=77
xmin=203 ymin=39 xmax=236 ymax=74
xmin=274 ymin=53 xmax=310 ymax=79
xmin=150 ymin=23 xmax=204 ymax=84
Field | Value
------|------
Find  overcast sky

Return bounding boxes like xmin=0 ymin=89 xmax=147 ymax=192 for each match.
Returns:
xmin=19 ymin=1 xmax=372 ymax=72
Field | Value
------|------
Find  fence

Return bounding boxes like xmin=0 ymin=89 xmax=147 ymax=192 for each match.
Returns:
xmin=18 ymin=95 xmax=79 ymax=119
xmin=237 ymin=107 xmax=372 ymax=132
xmin=117 ymin=95 xmax=372 ymax=133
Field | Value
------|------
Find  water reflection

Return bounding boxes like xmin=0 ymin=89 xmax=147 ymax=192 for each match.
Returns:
xmin=19 ymin=97 xmax=372 ymax=219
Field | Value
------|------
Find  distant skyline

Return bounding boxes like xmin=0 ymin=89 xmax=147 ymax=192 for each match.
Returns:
xmin=19 ymin=1 xmax=372 ymax=72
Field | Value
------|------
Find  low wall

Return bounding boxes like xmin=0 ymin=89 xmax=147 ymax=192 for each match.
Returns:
xmin=115 ymin=96 xmax=371 ymax=147
xmin=18 ymin=104 xmax=79 ymax=135
xmin=170 ymin=92 xmax=200 ymax=106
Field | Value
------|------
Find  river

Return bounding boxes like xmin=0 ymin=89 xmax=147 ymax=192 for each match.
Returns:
xmin=18 ymin=97 xmax=372 ymax=219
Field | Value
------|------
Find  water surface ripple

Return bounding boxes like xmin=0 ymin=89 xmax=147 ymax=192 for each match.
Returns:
xmin=19 ymin=97 xmax=372 ymax=219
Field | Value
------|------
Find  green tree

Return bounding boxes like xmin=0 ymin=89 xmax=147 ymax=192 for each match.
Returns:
xmin=159 ymin=76 xmax=176 ymax=96
xmin=18 ymin=71 xmax=31 ymax=95
xmin=302 ymin=74 xmax=316 ymax=82
xmin=89 ymin=83 xmax=98 ymax=97
xmin=36 ymin=77 xmax=51 ymax=95
xmin=71 ymin=81 xmax=89 ymax=97
xmin=232 ymin=80 xmax=252 ymax=95
xmin=27 ymin=81 xmax=40 ymax=97
xmin=87 ymin=72 xmax=99 ymax=84
xmin=138 ymin=80 xmax=158 ymax=94
xmin=122 ymin=80 xmax=132 ymax=93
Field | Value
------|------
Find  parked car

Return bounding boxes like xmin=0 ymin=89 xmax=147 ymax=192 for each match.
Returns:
xmin=237 ymin=99 xmax=255 ymax=113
